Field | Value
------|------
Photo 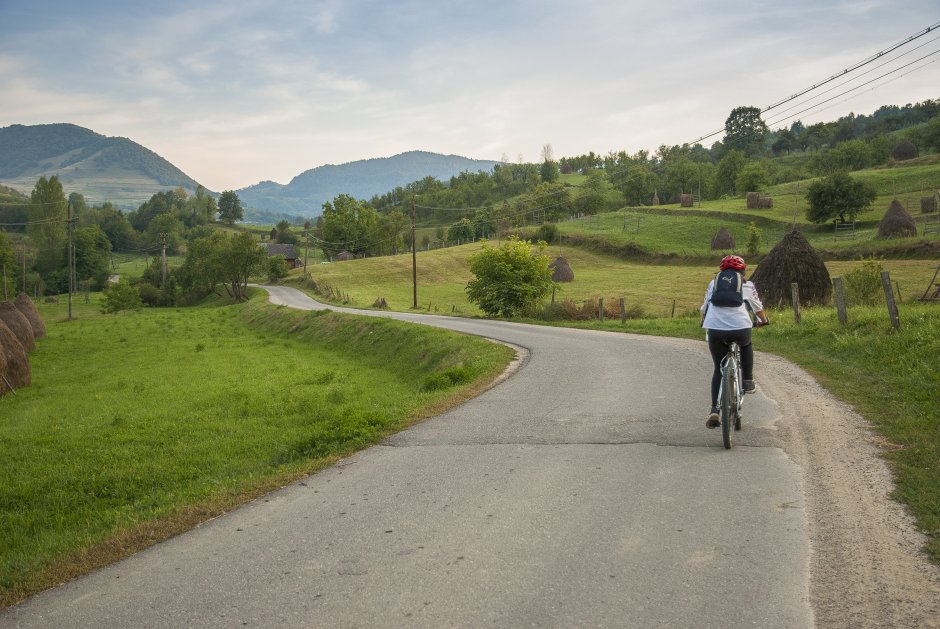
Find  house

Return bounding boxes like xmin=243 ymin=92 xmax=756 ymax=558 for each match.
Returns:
xmin=259 ymin=243 xmax=302 ymax=268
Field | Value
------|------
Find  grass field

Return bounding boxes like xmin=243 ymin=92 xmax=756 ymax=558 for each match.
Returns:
xmin=0 ymin=294 xmax=514 ymax=607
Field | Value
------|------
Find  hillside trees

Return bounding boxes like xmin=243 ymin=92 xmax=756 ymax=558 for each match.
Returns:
xmin=27 ymin=176 xmax=68 ymax=277
xmin=320 ymin=194 xmax=384 ymax=257
xmin=72 ymin=225 xmax=112 ymax=289
xmin=805 ymin=171 xmax=877 ymax=223
xmin=178 ymin=231 xmax=265 ymax=302
xmin=715 ymin=150 xmax=746 ymax=197
xmin=724 ymin=106 xmax=768 ymax=156
xmin=575 ymin=170 xmax=616 ymax=215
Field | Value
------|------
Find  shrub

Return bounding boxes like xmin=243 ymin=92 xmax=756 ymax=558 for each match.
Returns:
xmin=101 ymin=278 xmax=143 ymax=313
xmin=745 ymin=222 xmax=764 ymax=256
xmin=842 ymin=258 xmax=884 ymax=306
xmin=267 ymin=256 xmax=289 ymax=282
xmin=466 ymin=237 xmax=553 ymax=317
xmin=534 ymin=223 xmax=559 ymax=243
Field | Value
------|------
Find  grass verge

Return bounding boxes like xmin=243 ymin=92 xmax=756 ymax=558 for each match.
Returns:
xmin=0 ymin=292 xmax=514 ymax=608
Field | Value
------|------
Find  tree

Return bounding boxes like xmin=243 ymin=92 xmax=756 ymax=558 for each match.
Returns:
xmin=217 ymin=190 xmax=244 ymax=224
xmin=735 ymin=162 xmax=769 ymax=195
xmin=805 ymin=172 xmax=877 ymax=224
xmin=723 ymin=106 xmax=768 ymax=156
xmin=447 ymin=218 xmax=474 ymax=244
xmin=575 ymin=170 xmax=615 ymax=215
xmin=714 ymin=150 xmax=746 ymax=197
xmin=178 ymin=231 xmax=265 ymax=301
xmin=73 ymin=225 xmax=112 ymax=289
xmin=101 ymin=277 xmax=143 ymax=313
xmin=465 ymin=237 xmax=554 ymax=317
xmin=540 ymin=159 xmax=560 ymax=183
xmin=27 ymin=176 xmax=68 ymax=277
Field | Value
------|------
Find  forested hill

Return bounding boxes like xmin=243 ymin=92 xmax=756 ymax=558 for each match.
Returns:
xmin=0 ymin=123 xmax=204 ymax=210
xmin=236 ymin=151 xmax=500 ymax=217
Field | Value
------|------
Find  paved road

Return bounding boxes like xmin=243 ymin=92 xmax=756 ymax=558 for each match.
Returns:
xmin=1 ymin=287 xmax=812 ymax=628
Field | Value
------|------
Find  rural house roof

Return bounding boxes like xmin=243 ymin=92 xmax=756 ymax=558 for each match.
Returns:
xmin=259 ymin=243 xmax=300 ymax=259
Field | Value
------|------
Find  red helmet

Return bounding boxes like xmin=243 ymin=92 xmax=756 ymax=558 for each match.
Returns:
xmin=720 ymin=255 xmax=746 ymax=271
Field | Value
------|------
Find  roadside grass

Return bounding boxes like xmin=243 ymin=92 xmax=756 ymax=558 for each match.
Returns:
xmin=0 ymin=293 xmax=514 ymax=608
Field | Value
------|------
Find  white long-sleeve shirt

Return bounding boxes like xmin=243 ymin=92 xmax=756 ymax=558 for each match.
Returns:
xmin=700 ymin=278 xmax=764 ymax=330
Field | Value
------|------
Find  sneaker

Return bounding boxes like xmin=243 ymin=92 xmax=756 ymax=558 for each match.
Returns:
xmin=706 ymin=407 xmax=720 ymax=428
xmin=743 ymin=380 xmax=756 ymax=394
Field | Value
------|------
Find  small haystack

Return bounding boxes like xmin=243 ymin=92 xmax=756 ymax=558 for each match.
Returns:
xmin=14 ymin=292 xmax=46 ymax=339
xmin=750 ymin=229 xmax=832 ymax=307
xmin=0 ymin=302 xmax=35 ymax=352
xmin=892 ymin=139 xmax=918 ymax=161
xmin=651 ymin=191 xmax=660 ymax=206
xmin=680 ymin=194 xmax=694 ymax=207
xmin=711 ymin=227 xmax=736 ymax=250
xmin=550 ymin=256 xmax=574 ymax=282
xmin=0 ymin=320 xmax=30 ymax=390
xmin=746 ymin=192 xmax=760 ymax=209
xmin=758 ymin=196 xmax=774 ymax=209
xmin=877 ymin=200 xmax=917 ymax=239
xmin=921 ymin=195 xmax=937 ymax=214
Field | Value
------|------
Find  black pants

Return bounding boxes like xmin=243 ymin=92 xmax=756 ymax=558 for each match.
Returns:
xmin=707 ymin=328 xmax=753 ymax=408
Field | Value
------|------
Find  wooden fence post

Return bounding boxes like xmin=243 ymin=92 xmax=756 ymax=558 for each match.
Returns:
xmin=671 ymin=299 xmax=676 ymax=318
xmin=620 ymin=298 xmax=626 ymax=324
xmin=598 ymin=297 xmax=604 ymax=322
xmin=791 ymin=283 xmax=801 ymax=324
xmin=881 ymin=271 xmax=901 ymax=330
xmin=833 ymin=277 xmax=848 ymax=326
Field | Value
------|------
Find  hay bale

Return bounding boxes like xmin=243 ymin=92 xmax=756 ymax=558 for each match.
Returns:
xmin=711 ymin=227 xmax=736 ymax=250
xmin=921 ymin=196 xmax=937 ymax=214
xmin=0 ymin=302 xmax=35 ymax=352
xmin=680 ymin=194 xmax=694 ymax=207
xmin=0 ymin=338 xmax=7 ymax=397
xmin=746 ymin=192 xmax=760 ymax=209
xmin=550 ymin=256 xmax=574 ymax=282
xmin=750 ymin=229 xmax=832 ymax=307
xmin=891 ymin=139 xmax=918 ymax=161
xmin=14 ymin=292 xmax=46 ymax=338
xmin=877 ymin=200 xmax=917 ymax=239
xmin=758 ymin=196 xmax=774 ymax=209
xmin=651 ymin=192 xmax=660 ymax=206
xmin=0 ymin=320 xmax=30 ymax=390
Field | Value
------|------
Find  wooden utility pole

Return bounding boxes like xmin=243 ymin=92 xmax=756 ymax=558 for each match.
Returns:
xmin=411 ymin=196 xmax=417 ymax=309
xmin=160 ymin=232 xmax=168 ymax=286
xmin=303 ymin=230 xmax=309 ymax=278
xmin=67 ymin=201 xmax=73 ymax=320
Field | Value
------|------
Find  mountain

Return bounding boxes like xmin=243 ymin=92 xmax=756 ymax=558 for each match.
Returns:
xmin=236 ymin=151 xmax=500 ymax=218
xmin=0 ymin=123 xmax=205 ymax=210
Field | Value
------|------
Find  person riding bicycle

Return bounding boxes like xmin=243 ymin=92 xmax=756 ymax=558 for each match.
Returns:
xmin=701 ymin=255 xmax=769 ymax=428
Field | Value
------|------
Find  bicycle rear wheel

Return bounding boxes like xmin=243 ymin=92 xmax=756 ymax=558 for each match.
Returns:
xmin=720 ymin=366 xmax=734 ymax=449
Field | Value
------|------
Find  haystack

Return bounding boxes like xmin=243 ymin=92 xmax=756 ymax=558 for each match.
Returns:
xmin=0 ymin=341 xmax=7 ymax=397
xmin=680 ymin=194 xmax=694 ymax=207
xmin=877 ymin=200 xmax=917 ymax=239
xmin=892 ymin=139 xmax=918 ymax=161
xmin=335 ymin=251 xmax=355 ymax=261
xmin=0 ymin=302 xmax=35 ymax=352
xmin=758 ymin=196 xmax=774 ymax=209
xmin=0 ymin=320 xmax=30 ymax=390
xmin=750 ymin=229 xmax=831 ymax=307
xmin=550 ymin=256 xmax=574 ymax=282
xmin=651 ymin=191 xmax=660 ymax=206
xmin=921 ymin=195 xmax=937 ymax=214
xmin=746 ymin=192 xmax=760 ymax=209
xmin=14 ymin=292 xmax=46 ymax=338
xmin=711 ymin=227 xmax=736 ymax=250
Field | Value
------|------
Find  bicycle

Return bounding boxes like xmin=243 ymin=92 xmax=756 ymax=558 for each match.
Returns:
xmin=717 ymin=340 xmax=744 ymax=450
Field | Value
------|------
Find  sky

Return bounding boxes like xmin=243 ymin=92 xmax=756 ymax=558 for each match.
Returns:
xmin=1 ymin=1 xmax=938 ymax=192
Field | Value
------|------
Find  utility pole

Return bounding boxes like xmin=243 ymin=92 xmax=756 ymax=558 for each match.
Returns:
xmin=160 ymin=232 xmax=168 ymax=286
xmin=67 ymin=201 xmax=73 ymax=321
xmin=303 ymin=230 xmax=309 ymax=278
xmin=411 ymin=196 xmax=417 ymax=309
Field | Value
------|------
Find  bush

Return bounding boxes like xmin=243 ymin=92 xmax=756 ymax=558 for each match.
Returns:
xmin=745 ymin=222 xmax=764 ymax=256
xmin=101 ymin=278 xmax=143 ymax=313
xmin=267 ymin=256 xmax=289 ymax=282
xmin=534 ymin=223 xmax=559 ymax=243
xmin=138 ymin=282 xmax=169 ymax=307
xmin=842 ymin=258 xmax=884 ymax=306
xmin=466 ymin=237 xmax=553 ymax=317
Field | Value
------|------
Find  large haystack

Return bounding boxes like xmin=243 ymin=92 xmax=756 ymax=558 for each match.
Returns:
xmin=892 ymin=139 xmax=918 ymax=161
xmin=746 ymin=192 xmax=760 ymax=209
xmin=758 ymin=196 xmax=773 ymax=209
xmin=335 ymin=251 xmax=355 ymax=261
xmin=877 ymin=200 xmax=917 ymax=239
xmin=750 ymin=229 xmax=832 ymax=307
xmin=550 ymin=256 xmax=574 ymax=282
xmin=0 ymin=320 xmax=30 ymax=390
xmin=922 ymin=195 xmax=938 ymax=214
xmin=711 ymin=227 xmax=736 ymax=250
xmin=14 ymin=292 xmax=46 ymax=338
xmin=680 ymin=194 xmax=694 ymax=207
xmin=0 ymin=340 xmax=7 ymax=397
xmin=0 ymin=302 xmax=35 ymax=352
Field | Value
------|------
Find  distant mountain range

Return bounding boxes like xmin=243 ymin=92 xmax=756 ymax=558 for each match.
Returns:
xmin=236 ymin=152 xmax=500 ymax=217
xmin=0 ymin=123 xmax=500 ymax=219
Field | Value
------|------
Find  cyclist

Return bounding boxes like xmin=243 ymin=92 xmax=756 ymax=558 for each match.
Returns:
xmin=701 ymin=255 xmax=769 ymax=428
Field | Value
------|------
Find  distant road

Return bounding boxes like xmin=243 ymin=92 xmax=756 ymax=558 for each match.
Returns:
xmin=6 ymin=286 xmax=935 ymax=627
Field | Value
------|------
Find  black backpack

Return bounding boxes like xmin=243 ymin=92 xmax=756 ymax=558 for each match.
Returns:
xmin=710 ymin=269 xmax=744 ymax=307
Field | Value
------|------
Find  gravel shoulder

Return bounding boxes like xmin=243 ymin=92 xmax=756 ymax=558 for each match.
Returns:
xmin=761 ymin=351 xmax=940 ymax=628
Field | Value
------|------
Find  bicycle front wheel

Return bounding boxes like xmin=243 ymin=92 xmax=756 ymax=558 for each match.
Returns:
xmin=720 ymin=366 xmax=734 ymax=449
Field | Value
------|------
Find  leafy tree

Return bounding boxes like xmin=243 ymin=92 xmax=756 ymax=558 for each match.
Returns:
xmin=447 ymin=217 xmax=474 ymax=244
xmin=275 ymin=220 xmax=298 ymax=244
xmin=617 ymin=165 xmax=658 ymax=206
xmin=745 ymin=222 xmax=764 ymax=256
xmin=771 ymin=128 xmax=796 ymax=155
xmin=465 ymin=237 xmax=554 ymax=317
xmin=540 ymin=159 xmax=560 ymax=183
xmin=723 ymin=106 xmax=768 ymax=156
xmin=27 ymin=176 xmax=68 ymax=277
xmin=735 ymin=162 xmax=769 ymax=194
xmin=144 ymin=212 xmax=184 ymax=255
xmin=178 ymin=231 xmax=264 ymax=301
xmin=267 ymin=255 xmax=289 ymax=281
xmin=714 ymin=150 xmax=746 ymax=196
xmin=73 ymin=225 xmax=112 ymax=289
xmin=810 ymin=139 xmax=875 ymax=175
xmin=320 ymin=194 xmax=379 ymax=257
xmin=217 ymin=190 xmax=244 ymax=224
xmin=0 ymin=231 xmax=14 ymax=298
xmin=805 ymin=172 xmax=877 ymax=223
xmin=575 ymin=170 xmax=615 ymax=215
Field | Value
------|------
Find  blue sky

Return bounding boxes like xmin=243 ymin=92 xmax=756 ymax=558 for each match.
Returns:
xmin=1 ymin=1 xmax=938 ymax=191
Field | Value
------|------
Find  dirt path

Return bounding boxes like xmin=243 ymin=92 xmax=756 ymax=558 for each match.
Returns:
xmin=761 ymin=352 xmax=940 ymax=628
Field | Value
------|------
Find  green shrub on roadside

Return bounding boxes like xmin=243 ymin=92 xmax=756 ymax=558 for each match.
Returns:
xmin=101 ymin=278 xmax=143 ymax=313
xmin=842 ymin=257 xmax=884 ymax=306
